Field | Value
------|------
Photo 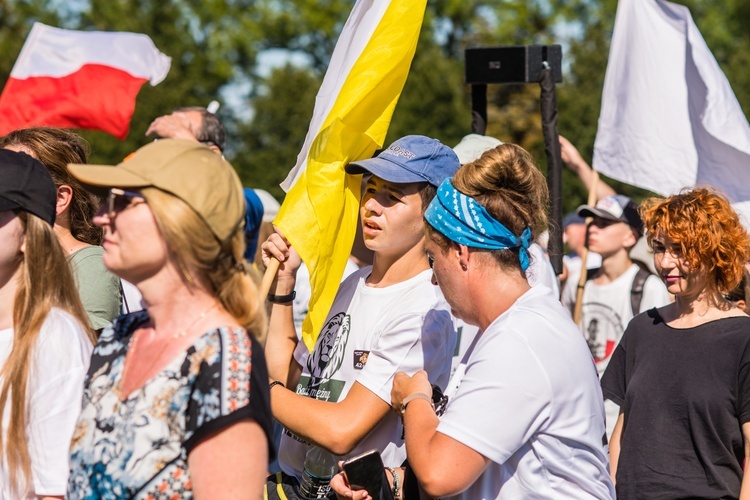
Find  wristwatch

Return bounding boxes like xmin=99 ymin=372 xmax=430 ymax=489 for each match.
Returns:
xmin=399 ymin=392 xmax=434 ymax=418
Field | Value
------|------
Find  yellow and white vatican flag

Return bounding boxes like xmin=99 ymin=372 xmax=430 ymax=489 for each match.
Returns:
xmin=593 ymin=0 xmax=750 ymax=222
xmin=273 ymin=0 xmax=427 ymax=351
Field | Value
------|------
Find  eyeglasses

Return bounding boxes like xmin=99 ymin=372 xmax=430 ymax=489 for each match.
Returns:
xmin=106 ymin=188 xmax=146 ymax=218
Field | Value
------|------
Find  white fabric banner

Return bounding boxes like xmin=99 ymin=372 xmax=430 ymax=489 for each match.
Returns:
xmin=593 ymin=0 xmax=750 ymax=222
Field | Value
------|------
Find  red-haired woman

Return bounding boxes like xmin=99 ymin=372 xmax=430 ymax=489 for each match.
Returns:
xmin=602 ymin=188 xmax=750 ymax=499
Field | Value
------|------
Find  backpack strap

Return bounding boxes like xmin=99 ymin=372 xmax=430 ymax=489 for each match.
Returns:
xmin=585 ymin=267 xmax=601 ymax=282
xmin=630 ymin=266 xmax=651 ymax=316
xmin=586 ymin=265 xmax=651 ymax=317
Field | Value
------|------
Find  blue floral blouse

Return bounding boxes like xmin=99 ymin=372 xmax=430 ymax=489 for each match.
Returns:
xmin=67 ymin=311 xmax=273 ymax=498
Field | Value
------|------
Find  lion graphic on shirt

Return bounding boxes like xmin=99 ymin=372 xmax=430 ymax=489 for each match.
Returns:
xmin=307 ymin=312 xmax=351 ymax=387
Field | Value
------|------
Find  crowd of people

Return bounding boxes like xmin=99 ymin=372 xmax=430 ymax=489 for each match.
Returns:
xmin=1 ymin=113 xmax=750 ymax=499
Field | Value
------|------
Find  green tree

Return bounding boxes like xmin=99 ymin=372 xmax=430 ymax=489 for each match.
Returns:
xmin=0 ymin=1 xmax=64 ymax=81
xmin=385 ymin=33 xmax=471 ymax=148
xmin=74 ymin=0 xmax=259 ymax=163
xmin=3 ymin=0 xmax=749 ymax=216
xmin=234 ymin=64 xmax=321 ymax=200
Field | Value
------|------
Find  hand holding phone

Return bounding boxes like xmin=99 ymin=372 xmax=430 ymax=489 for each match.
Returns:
xmin=341 ymin=449 xmax=394 ymax=500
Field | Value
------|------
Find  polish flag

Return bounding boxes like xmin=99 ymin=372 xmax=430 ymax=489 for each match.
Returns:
xmin=0 ymin=23 xmax=171 ymax=139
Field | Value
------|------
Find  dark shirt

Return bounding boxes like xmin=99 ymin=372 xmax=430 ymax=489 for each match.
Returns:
xmin=244 ymin=187 xmax=264 ymax=260
xmin=68 ymin=311 xmax=274 ymax=497
xmin=601 ymin=309 xmax=750 ymax=499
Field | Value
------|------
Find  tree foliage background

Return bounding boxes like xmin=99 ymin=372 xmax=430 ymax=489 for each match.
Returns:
xmin=1 ymin=0 xmax=749 ymax=209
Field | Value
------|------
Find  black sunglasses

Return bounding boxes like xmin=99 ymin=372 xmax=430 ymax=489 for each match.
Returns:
xmin=106 ymin=188 xmax=146 ymax=218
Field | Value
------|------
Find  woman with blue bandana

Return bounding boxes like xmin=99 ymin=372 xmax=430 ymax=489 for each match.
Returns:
xmin=388 ymin=143 xmax=615 ymax=499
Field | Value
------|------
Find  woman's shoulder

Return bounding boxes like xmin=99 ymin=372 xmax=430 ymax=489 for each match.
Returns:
xmin=69 ymin=245 xmax=118 ymax=283
xmin=38 ymin=307 xmax=93 ymax=349
xmin=32 ymin=307 xmax=93 ymax=373
xmin=68 ymin=244 xmax=105 ymax=264
xmin=194 ymin=325 xmax=260 ymax=364
xmin=186 ymin=326 xmax=267 ymax=422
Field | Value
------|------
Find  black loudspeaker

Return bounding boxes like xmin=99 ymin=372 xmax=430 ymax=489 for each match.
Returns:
xmin=465 ymin=45 xmax=563 ymax=84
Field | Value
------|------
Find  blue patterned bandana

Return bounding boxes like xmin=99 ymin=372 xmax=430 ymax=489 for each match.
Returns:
xmin=425 ymin=179 xmax=532 ymax=271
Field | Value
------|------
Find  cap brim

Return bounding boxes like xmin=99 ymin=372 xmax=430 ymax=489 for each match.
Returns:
xmin=345 ymin=156 xmax=427 ymax=185
xmin=0 ymin=194 xmax=20 ymax=212
xmin=68 ymin=163 xmax=152 ymax=189
xmin=576 ymin=205 xmax=623 ymax=223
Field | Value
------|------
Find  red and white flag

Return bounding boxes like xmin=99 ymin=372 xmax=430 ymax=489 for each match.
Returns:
xmin=0 ymin=23 xmax=171 ymax=139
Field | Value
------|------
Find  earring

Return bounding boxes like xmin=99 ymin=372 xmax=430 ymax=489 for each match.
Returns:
xmin=461 ymin=263 xmax=468 ymax=271
xmin=177 ymin=260 xmax=194 ymax=285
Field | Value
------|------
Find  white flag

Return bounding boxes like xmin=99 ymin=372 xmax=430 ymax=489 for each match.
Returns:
xmin=593 ymin=0 xmax=750 ymax=220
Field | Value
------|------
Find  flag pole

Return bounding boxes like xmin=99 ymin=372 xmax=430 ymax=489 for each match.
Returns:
xmin=259 ymin=258 xmax=280 ymax=302
xmin=573 ymin=169 xmax=599 ymax=325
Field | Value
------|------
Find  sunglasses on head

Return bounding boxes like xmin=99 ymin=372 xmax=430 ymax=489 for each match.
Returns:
xmin=106 ymin=188 xmax=146 ymax=218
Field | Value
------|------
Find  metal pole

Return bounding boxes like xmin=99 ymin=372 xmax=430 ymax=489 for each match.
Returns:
xmin=539 ymin=64 xmax=563 ymax=275
xmin=470 ymin=84 xmax=488 ymax=135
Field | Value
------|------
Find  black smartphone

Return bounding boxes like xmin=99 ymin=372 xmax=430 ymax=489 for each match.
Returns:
xmin=342 ymin=449 xmax=394 ymax=500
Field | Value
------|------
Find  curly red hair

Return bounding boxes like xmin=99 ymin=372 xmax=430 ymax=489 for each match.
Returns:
xmin=640 ymin=188 xmax=750 ymax=295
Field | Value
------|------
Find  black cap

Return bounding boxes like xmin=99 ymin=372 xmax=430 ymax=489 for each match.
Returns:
xmin=0 ymin=149 xmax=57 ymax=226
xmin=576 ymin=194 xmax=643 ymax=233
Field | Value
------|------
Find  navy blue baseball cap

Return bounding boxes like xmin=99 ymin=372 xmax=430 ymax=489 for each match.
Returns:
xmin=345 ymin=135 xmax=460 ymax=188
xmin=0 ymin=149 xmax=56 ymax=226
xmin=562 ymin=212 xmax=586 ymax=228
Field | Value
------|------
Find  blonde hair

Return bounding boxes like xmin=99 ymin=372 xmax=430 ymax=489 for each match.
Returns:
xmin=142 ymin=188 xmax=267 ymax=342
xmin=0 ymin=212 xmax=94 ymax=494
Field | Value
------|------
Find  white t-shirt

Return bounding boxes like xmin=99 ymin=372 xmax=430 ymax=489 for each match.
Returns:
xmin=0 ymin=307 xmax=93 ymax=499
xmin=451 ymin=243 xmax=559 ymax=375
xmin=293 ymin=258 xmax=360 ymax=338
xmin=438 ymin=286 xmax=615 ymax=499
xmin=525 ymin=242 xmax=560 ymax=297
xmin=561 ymin=263 xmax=670 ymax=375
xmin=279 ymin=267 xmax=455 ymax=478
xmin=561 ymin=263 xmax=671 ymax=437
xmin=563 ymin=251 xmax=602 ymax=280
xmin=120 ymin=279 xmax=144 ymax=314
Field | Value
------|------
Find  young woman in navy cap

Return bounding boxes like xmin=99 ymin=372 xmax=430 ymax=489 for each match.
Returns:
xmin=0 ymin=149 xmax=94 ymax=498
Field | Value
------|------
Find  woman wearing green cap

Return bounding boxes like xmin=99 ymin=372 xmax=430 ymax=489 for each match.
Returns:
xmin=66 ymin=139 xmax=273 ymax=498
xmin=0 ymin=149 xmax=95 ymax=498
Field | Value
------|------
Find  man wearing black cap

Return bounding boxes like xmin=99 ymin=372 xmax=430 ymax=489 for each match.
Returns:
xmin=561 ymin=194 xmax=670 ymax=438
